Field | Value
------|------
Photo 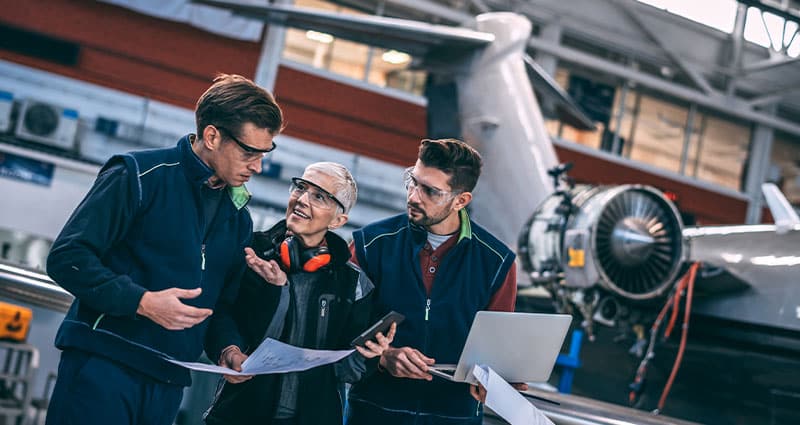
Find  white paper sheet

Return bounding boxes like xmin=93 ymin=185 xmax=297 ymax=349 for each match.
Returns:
xmin=165 ymin=361 xmax=252 ymax=376
xmin=168 ymin=338 xmax=355 ymax=375
xmin=471 ymin=365 xmax=555 ymax=425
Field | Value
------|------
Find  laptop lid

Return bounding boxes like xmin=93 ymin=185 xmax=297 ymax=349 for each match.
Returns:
xmin=446 ymin=311 xmax=572 ymax=384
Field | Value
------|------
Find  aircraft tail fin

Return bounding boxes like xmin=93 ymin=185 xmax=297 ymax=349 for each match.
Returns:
xmin=762 ymin=183 xmax=800 ymax=233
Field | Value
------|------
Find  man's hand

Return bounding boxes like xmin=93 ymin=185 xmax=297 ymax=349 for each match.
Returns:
xmin=470 ymin=382 xmax=529 ymax=402
xmin=244 ymin=247 xmax=287 ymax=286
xmin=379 ymin=346 xmax=435 ymax=380
xmin=355 ymin=322 xmax=397 ymax=359
xmin=219 ymin=346 xmax=253 ymax=384
xmin=137 ymin=287 xmax=212 ymax=330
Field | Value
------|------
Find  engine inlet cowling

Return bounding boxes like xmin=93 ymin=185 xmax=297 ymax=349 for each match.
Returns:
xmin=519 ymin=185 xmax=685 ymax=300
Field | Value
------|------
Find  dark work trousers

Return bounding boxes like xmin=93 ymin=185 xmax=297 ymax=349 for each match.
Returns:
xmin=45 ymin=349 xmax=183 ymax=425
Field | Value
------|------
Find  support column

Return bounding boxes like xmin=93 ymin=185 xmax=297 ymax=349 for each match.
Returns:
xmin=744 ymin=107 xmax=777 ymax=224
xmin=362 ymin=0 xmax=386 ymax=82
xmin=253 ymin=0 xmax=293 ymax=91
xmin=536 ymin=22 xmax=563 ymax=120
xmin=610 ymin=82 xmax=629 ymax=155
xmin=536 ymin=22 xmax=562 ymax=77
xmin=726 ymin=3 xmax=747 ymax=97
xmin=679 ymin=104 xmax=697 ymax=175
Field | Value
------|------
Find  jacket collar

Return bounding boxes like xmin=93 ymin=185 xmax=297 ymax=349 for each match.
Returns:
xmin=457 ymin=209 xmax=472 ymax=241
xmin=180 ymin=134 xmax=251 ymax=210
xmin=407 ymin=208 xmax=473 ymax=245
xmin=179 ymin=134 xmax=215 ymax=187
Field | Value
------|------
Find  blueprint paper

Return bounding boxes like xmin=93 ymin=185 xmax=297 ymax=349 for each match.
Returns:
xmin=168 ymin=338 xmax=354 ymax=375
xmin=242 ymin=338 xmax=354 ymax=373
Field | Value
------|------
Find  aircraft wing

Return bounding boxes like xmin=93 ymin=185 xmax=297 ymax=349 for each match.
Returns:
xmin=524 ymin=54 xmax=596 ymax=131
xmin=193 ymin=0 xmax=494 ymax=59
xmin=684 ymin=224 xmax=800 ymax=285
xmin=684 ymin=223 xmax=800 ymax=331
xmin=685 ymin=183 xmax=800 ymax=285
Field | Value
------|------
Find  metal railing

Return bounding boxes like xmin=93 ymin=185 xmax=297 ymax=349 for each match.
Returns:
xmin=0 ymin=261 xmax=72 ymax=313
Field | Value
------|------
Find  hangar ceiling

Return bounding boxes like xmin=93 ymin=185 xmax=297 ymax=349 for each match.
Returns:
xmin=331 ymin=0 xmax=800 ymax=125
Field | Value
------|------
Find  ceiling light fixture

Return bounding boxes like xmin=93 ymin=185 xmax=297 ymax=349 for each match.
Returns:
xmin=305 ymin=30 xmax=334 ymax=44
xmin=381 ymin=50 xmax=411 ymax=65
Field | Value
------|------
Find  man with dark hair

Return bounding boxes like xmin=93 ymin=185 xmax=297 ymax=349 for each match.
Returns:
xmin=346 ymin=138 xmax=522 ymax=425
xmin=45 ymin=74 xmax=283 ymax=425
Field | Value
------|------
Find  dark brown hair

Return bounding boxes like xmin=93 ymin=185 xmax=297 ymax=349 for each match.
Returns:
xmin=418 ymin=138 xmax=482 ymax=193
xmin=195 ymin=73 xmax=284 ymax=140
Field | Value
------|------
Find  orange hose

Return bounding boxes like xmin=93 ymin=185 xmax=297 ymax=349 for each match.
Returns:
xmin=665 ymin=268 xmax=691 ymax=338
xmin=653 ymin=281 xmax=678 ymax=332
xmin=657 ymin=262 xmax=699 ymax=411
xmin=628 ymin=280 xmax=679 ymax=404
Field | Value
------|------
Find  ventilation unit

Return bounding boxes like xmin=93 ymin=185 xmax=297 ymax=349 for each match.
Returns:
xmin=14 ymin=99 xmax=79 ymax=151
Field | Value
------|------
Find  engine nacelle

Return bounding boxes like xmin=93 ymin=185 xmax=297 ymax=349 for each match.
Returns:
xmin=519 ymin=184 xmax=685 ymax=301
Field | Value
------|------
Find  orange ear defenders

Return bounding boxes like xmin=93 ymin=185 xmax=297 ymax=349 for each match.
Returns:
xmin=278 ymin=236 xmax=331 ymax=273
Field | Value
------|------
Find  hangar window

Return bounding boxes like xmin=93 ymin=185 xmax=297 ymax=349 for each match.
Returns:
xmin=744 ymin=7 xmax=800 ymax=57
xmin=689 ymin=111 xmax=750 ymax=190
xmin=625 ymin=94 xmax=690 ymax=174
xmin=618 ymin=93 xmax=750 ymax=191
xmin=770 ymin=132 xmax=800 ymax=208
xmin=635 ymin=0 xmax=738 ymax=33
xmin=551 ymin=68 xmax=612 ymax=151
xmin=636 ymin=0 xmax=800 ymax=58
xmin=551 ymin=66 xmax=751 ymax=192
xmin=281 ymin=0 xmax=426 ymax=96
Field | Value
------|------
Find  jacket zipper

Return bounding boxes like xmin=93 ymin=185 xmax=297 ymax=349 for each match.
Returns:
xmin=199 ymin=243 xmax=206 ymax=291
xmin=199 ymin=189 xmax=228 ymax=283
xmin=425 ymin=298 xmax=431 ymax=321
xmin=419 ymin=297 xmax=432 ymax=419
xmin=423 ymin=298 xmax=431 ymax=369
xmin=316 ymin=295 xmax=334 ymax=348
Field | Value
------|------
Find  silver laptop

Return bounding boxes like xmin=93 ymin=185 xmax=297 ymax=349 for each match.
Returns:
xmin=428 ymin=311 xmax=572 ymax=385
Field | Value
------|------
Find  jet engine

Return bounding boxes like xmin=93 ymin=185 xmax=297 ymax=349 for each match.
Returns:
xmin=519 ymin=184 xmax=685 ymax=337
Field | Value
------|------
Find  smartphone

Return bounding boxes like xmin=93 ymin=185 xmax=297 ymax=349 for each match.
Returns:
xmin=350 ymin=311 xmax=405 ymax=347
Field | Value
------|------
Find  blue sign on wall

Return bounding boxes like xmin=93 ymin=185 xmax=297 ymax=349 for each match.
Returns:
xmin=0 ymin=151 xmax=55 ymax=187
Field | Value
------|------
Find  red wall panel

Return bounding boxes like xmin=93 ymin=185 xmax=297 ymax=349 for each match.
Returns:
xmin=555 ymin=145 xmax=748 ymax=225
xmin=0 ymin=0 xmax=261 ymax=108
xmin=274 ymin=66 xmax=426 ymax=165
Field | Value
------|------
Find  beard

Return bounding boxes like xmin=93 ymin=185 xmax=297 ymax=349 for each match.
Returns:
xmin=407 ymin=201 xmax=451 ymax=227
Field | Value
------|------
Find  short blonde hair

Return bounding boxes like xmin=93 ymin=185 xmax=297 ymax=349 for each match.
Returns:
xmin=305 ymin=162 xmax=358 ymax=214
